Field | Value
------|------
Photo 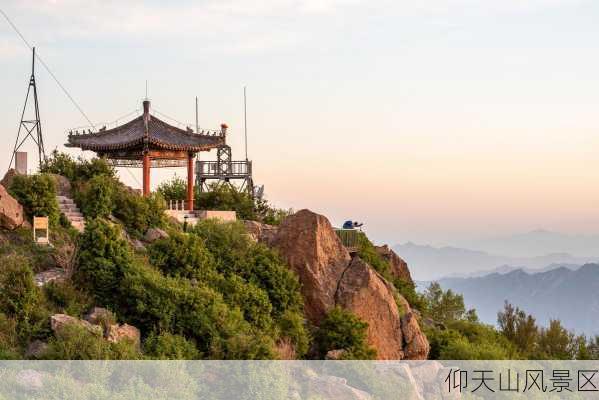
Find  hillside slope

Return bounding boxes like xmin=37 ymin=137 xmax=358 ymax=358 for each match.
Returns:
xmin=435 ymin=264 xmax=599 ymax=335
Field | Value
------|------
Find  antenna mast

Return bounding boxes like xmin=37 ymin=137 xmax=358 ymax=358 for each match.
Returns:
xmin=10 ymin=46 xmax=46 ymax=171
xmin=195 ymin=96 xmax=199 ymax=133
xmin=243 ymin=86 xmax=248 ymax=160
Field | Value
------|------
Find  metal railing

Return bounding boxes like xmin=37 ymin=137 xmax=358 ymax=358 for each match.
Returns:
xmin=335 ymin=229 xmax=360 ymax=253
xmin=197 ymin=160 xmax=252 ymax=178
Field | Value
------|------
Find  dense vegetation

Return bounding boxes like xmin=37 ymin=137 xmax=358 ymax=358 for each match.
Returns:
xmin=157 ymin=177 xmax=292 ymax=225
xmin=0 ymin=153 xmax=314 ymax=359
xmin=2 ymin=151 xmax=596 ymax=361
xmin=420 ymin=282 xmax=599 ymax=360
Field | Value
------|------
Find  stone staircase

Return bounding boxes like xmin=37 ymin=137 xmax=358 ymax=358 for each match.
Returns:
xmin=57 ymin=195 xmax=85 ymax=232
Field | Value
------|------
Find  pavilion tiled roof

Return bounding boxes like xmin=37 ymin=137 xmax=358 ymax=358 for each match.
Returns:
xmin=66 ymin=113 xmax=224 ymax=153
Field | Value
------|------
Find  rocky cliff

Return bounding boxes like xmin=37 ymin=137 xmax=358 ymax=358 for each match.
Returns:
xmin=266 ymin=209 xmax=429 ymax=360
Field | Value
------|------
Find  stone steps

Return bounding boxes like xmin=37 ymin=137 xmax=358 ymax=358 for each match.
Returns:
xmin=57 ymin=195 xmax=85 ymax=233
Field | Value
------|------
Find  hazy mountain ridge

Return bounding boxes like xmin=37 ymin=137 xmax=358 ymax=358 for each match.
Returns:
xmin=394 ymin=241 xmax=599 ymax=280
xmin=457 ymin=229 xmax=599 ymax=258
xmin=427 ymin=264 xmax=599 ymax=335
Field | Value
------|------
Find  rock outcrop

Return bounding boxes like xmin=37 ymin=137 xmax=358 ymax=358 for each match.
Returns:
xmin=1 ymin=169 xmax=18 ymax=190
xmin=272 ymin=209 xmax=351 ymax=322
xmin=144 ymin=227 xmax=169 ymax=243
xmin=375 ymin=244 xmax=413 ymax=284
xmin=244 ymin=220 xmax=278 ymax=245
xmin=0 ymin=184 xmax=24 ymax=230
xmin=335 ymin=257 xmax=406 ymax=360
xmin=106 ymin=323 xmax=140 ymax=346
xmin=50 ymin=314 xmax=103 ymax=336
xmin=272 ymin=209 xmax=429 ymax=360
xmin=51 ymin=312 xmax=140 ymax=346
xmin=401 ymin=312 xmax=430 ymax=360
xmin=34 ymin=268 xmax=67 ymax=287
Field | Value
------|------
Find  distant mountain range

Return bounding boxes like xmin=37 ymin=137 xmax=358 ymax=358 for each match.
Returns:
xmin=456 ymin=229 xmax=599 ymax=258
xmin=419 ymin=264 xmax=599 ymax=335
xmin=394 ymin=241 xmax=599 ymax=281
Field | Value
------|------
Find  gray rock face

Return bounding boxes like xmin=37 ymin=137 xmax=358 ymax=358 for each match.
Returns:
xmin=0 ymin=184 xmax=24 ymax=230
xmin=50 ymin=314 xmax=103 ymax=337
xmin=143 ymin=227 xmax=169 ymax=243
xmin=34 ymin=268 xmax=67 ymax=287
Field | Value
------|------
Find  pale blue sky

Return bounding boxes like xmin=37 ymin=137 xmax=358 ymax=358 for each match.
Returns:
xmin=1 ymin=0 xmax=598 ymax=247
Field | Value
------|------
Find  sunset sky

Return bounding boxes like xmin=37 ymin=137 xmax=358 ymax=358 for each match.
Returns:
xmin=1 ymin=0 xmax=598 ymax=246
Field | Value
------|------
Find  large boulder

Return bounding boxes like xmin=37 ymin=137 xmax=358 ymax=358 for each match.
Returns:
xmin=375 ymin=245 xmax=413 ymax=284
xmin=1 ymin=169 xmax=18 ymax=190
xmin=50 ymin=314 xmax=103 ymax=337
xmin=143 ymin=227 xmax=169 ymax=243
xmin=271 ymin=209 xmax=351 ymax=322
xmin=84 ymin=307 xmax=115 ymax=326
xmin=271 ymin=209 xmax=429 ymax=360
xmin=0 ymin=184 xmax=24 ymax=230
xmin=106 ymin=323 xmax=140 ymax=346
xmin=335 ymin=257 xmax=406 ymax=360
xmin=401 ymin=312 xmax=430 ymax=360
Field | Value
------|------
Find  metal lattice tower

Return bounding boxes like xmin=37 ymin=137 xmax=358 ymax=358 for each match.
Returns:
xmin=10 ymin=47 xmax=46 ymax=170
xmin=196 ymin=144 xmax=254 ymax=196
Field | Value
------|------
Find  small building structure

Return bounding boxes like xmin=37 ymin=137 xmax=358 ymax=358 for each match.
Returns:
xmin=66 ymin=100 xmax=224 ymax=210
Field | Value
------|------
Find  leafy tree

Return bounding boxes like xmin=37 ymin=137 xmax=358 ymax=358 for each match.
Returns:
xmin=423 ymin=282 xmax=473 ymax=323
xmin=75 ymin=219 xmax=133 ymax=307
xmin=497 ymin=301 xmax=538 ymax=354
xmin=537 ymin=319 xmax=574 ymax=360
xmin=9 ymin=173 xmax=59 ymax=224
xmin=315 ymin=307 xmax=376 ymax=360
xmin=196 ymin=183 xmax=256 ymax=220
xmin=76 ymin=174 xmax=117 ymax=218
xmin=41 ymin=150 xmax=115 ymax=182
xmin=157 ymin=176 xmax=187 ymax=201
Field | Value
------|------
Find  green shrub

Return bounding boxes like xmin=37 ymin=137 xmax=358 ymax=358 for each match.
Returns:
xmin=216 ymin=275 xmax=273 ymax=330
xmin=75 ymin=219 xmax=133 ymax=307
xmin=0 ymin=255 xmax=39 ymax=319
xmin=143 ymin=332 xmax=200 ymax=359
xmin=75 ymin=175 xmax=116 ymax=218
xmin=315 ymin=307 xmax=376 ymax=360
xmin=0 ymin=313 xmax=20 ymax=359
xmin=196 ymin=183 xmax=256 ymax=220
xmin=277 ymin=310 xmax=310 ymax=358
xmin=42 ymin=150 xmax=115 ymax=182
xmin=44 ymin=323 xmax=140 ymax=360
xmin=43 ymin=281 xmax=93 ymax=318
xmin=0 ymin=254 xmax=49 ymax=345
xmin=113 ymin=189 xmax=165 ymax=238
xmin=120 ymin=261 xmax=275 ymax=359
xmin=148 ymin=233 xmax=216 ymax=280
xmin=157 ymin=176 xmax=187 ymax=201
xmin=8 ymin=173 xmax=59 ymax=224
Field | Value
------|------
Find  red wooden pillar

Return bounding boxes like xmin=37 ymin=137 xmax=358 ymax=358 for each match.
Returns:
xmin=187 ymin=152 xmax=194 ymax=211
xmin=143 ymin=152 xmax=150 ymax=197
